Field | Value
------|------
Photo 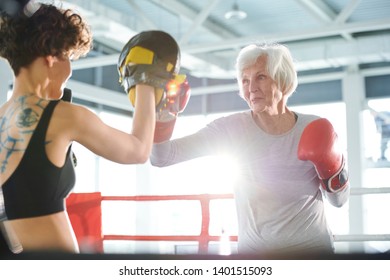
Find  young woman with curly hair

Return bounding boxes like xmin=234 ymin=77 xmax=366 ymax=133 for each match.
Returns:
xmin=0 ymin=2 xmax=157 ymax=254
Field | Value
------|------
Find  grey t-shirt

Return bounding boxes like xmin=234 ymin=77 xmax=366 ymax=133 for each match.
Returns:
xmin=151 ymin=111 xmax=349 ymax=255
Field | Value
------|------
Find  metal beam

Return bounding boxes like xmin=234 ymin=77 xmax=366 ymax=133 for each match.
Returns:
xmin=179 ymin=0 xmax=220 ymax=45
xmin=72 ymin=33 xmax=390 ymax=78
xmin=65 ymin=0 xmax=390 ymax=80
xmin=295 ymin=0 xmax=357 ymax=40
xmin=149 ymin=0 xmax=238 ymax=39
xmin=182 ymin=18 xmax=390 ymax=54
xmin=296 ymin=0 xmax=336 ymax=22
xmin=126 ymin=0 xmax=157 ymax=30
xmin=66 ymin=80 xmax=130 ymax=111
xmin=335 ymin=0 xmax=361 ymax=24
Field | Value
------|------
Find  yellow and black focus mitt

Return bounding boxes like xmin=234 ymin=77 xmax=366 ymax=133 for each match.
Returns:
xmin=117 ymin=30 xmax=185 ymax=111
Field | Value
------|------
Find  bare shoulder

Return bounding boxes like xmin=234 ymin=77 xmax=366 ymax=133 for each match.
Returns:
xmin=53 ymin=101 xmax=105 ymax=138
xmin=55 ymin=100 xmax=99 ymax=123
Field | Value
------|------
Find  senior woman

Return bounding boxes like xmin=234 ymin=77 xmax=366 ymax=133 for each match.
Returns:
xmin=150 ymin=43 xmax=349 ymax=255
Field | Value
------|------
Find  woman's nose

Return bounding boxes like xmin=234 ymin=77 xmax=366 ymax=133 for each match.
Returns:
xmin=248 ymin=79 xmax=258 ymax=92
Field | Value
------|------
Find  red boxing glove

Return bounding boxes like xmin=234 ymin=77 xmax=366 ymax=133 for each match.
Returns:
xmin=154 ymin=78 xmax=191 ymax=143
xmin=298 ymin=118 xmax=349 ymax=193
xmin=154 ymin=115 xmax=177 ymax=143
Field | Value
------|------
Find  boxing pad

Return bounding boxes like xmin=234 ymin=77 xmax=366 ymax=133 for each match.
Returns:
xmin=154 ymin=77 xmax=191 ymax=143
xmin=298 ymin=118 xmax=349 ymax=193
xmin=117 ymin=30 xmax=185 ymax=110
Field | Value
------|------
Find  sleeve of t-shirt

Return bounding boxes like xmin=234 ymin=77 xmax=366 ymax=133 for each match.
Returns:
xmin=323 ymin=184 xmax=350 ymax=207
xmin=150 ymin=116 xmax=233 ymax=167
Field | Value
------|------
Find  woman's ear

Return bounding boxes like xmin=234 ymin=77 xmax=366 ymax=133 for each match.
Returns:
xmin=45 ymin=55 xmax=58 ymax=67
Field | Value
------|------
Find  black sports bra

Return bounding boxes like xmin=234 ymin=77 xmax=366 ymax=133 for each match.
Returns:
xmin=1 ymin=100 xmax=76 ymax=220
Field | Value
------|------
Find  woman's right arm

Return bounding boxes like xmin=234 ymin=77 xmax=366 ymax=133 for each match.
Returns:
xmin=67 ymin=84 xmax=155 ymax=164
xmin=128 ymin=84 xmax=156 ymax=162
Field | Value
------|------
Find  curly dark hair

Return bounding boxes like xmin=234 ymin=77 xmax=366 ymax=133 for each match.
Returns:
xmin=0 ymin=3 xmax=92 ymax=75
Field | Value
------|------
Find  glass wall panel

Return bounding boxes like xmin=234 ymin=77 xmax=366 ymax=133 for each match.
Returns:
xmin=361 ymin=97 xmax=390 ymax=253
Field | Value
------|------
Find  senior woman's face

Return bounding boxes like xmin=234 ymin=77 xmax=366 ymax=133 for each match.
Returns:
xmin=241 ymin=55 xmax=283 ymax=114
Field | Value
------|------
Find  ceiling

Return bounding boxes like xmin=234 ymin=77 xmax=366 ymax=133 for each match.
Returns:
xmin=50 ymin=0 xmax=390 ymax=108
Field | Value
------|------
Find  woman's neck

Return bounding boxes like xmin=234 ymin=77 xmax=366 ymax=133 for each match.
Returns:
xmin=252 ymin=108 xmax=297 ymax=135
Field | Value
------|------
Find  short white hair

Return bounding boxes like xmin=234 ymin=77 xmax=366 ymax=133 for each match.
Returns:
xmin=235 ymin=43 xmax=298 ymax=97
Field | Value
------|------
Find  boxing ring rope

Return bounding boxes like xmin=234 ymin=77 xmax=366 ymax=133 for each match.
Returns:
xmin=99 ymin=187 xmax=390 ymax=253
xmin=102 ymin=194 xmax=237 ymax=254
xmin=349 ymin=187 xmax=390 ymax=195
xmin=333 ymin=187 xmax=390 ymax=243
xmin=334 ymin=234 xmax=390 ymax=242
xmin=66 ymin=187 xmax=390 ymax=254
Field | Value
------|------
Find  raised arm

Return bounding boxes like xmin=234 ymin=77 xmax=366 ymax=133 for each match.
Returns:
xmin=298 ymin=118 xmax=350 ymax=207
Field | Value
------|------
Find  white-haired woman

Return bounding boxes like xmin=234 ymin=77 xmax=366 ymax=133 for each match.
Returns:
xmin=151 ymin=43 xmax=349 ymax=256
